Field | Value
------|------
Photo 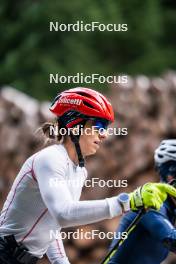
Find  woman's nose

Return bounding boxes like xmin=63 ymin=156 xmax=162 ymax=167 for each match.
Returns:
xmin=98 ymin=130 xmax=108 ymax=140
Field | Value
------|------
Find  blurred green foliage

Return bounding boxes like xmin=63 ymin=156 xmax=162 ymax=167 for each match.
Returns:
xmin=0 ymin=0 xmax=176 ymax=100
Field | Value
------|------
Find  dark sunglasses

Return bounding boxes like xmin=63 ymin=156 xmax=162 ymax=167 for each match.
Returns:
xmin=93 ymin=119 xmax=110 ymax=130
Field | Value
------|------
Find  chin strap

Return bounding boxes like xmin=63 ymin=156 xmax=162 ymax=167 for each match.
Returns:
xmin=69 ymin=132 xmax=85 ymax=167
xmin=58 ymin=116 xmax=86 ymax=168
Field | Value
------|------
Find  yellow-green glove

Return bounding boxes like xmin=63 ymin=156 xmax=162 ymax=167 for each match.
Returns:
xmin=130 ymin=182 xmax=176 ymax=211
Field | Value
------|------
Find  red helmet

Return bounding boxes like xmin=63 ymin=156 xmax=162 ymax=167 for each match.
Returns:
xmin=50 ymin=87 xmax=114 ymax=127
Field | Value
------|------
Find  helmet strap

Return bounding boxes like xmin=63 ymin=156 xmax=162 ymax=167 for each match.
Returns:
xmin=69 ymin=132 xmax=85 ymax=167
xmin=58 ymin=118 xmax=86 ymax=168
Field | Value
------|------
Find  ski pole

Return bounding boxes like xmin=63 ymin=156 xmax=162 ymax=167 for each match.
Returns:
xmin=100 ymin=209 xmax=145 ymax=264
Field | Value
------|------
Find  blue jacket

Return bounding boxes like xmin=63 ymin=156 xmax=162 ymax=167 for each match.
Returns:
xmin=108 ymin=198 xmax=176 ymax=264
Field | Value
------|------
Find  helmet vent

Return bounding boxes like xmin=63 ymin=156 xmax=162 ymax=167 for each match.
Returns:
xmin=76 ymin=92 xmax=93 ymax=98
xmin=83 ymin=101 xmax=94 ymax=108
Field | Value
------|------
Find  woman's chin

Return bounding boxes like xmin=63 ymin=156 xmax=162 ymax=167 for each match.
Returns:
xmin=84 ymin=149 xmax=97 ymax=156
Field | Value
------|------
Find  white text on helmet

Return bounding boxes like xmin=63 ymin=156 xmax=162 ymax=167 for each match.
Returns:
xmin=58 ymin=98 xmax=82 ymax=105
